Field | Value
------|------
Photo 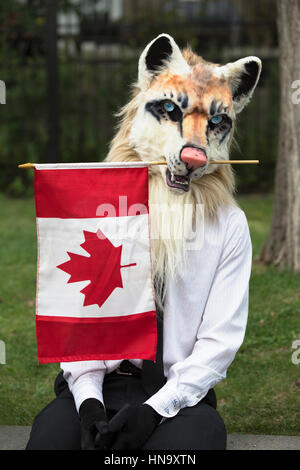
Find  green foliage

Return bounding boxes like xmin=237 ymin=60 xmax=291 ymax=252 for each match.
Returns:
xmin=233 ymin=60 xmax=280 ymax=194
xmin=0 ymin=1 xmax=279 ymax=196
xmin=0 ymin=54 xmax=279 ymax=196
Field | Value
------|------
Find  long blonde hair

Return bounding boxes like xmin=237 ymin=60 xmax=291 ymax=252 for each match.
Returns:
xmin=106 ymin=53 xmax=237 ymax=304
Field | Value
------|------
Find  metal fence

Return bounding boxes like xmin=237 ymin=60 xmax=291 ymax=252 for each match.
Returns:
xmin=0 ymin=0 xmax=278 ymax=194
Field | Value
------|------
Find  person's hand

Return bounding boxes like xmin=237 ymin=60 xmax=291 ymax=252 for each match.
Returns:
xmin=102 ymin=403 xmax=162 ymax=450
xmin=79 ymin=398 xmax=109 ymax=450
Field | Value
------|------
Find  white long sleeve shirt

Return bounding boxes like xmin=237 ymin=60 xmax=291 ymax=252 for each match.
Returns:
xmin=61 ymin=205 xmax=252 ymax=419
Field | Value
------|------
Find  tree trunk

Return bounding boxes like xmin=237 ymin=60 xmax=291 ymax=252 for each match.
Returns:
xmin=259 ymin=0 xmax=300 ymax=271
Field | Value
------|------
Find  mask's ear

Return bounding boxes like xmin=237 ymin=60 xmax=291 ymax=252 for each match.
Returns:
xmin=138 ymin=33 xmax=190 ymax=91
xmin=220 ymin=57 xmax=262 ymax=113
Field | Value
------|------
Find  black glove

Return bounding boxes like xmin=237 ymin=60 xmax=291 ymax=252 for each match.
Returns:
xmin=79 ymin=398 xmax=109 ymax=450
xmin=103 ymin=403 xmax=162 ymax=450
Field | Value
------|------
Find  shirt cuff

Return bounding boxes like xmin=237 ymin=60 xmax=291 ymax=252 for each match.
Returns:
xmin=144 ymin=384 xmax=202 ymax=418
xmin=144 ymin=369 xmax=223 ymax=418
xmin=68 ymin=371 xmax=105 ymax=413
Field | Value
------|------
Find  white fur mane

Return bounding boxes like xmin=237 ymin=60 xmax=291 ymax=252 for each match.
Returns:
xmin=105 ymin=82 xmax=237 ymax=306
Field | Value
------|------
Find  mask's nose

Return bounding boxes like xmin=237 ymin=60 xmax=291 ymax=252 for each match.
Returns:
xmin=180 ymin=146 xmax=207 ymax=169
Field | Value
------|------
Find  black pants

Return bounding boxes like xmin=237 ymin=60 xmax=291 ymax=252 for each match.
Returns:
xmin=26 ymin=371 xmax=227 ymax=450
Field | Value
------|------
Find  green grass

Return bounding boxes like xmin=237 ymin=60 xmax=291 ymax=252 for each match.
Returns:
xmin=216 ymin=194 xmax=300 ymax=435
xmin=0 ymin=194 xmax=59 ymax=424
xmin=0 ymin=192 xmax=299 ymax=435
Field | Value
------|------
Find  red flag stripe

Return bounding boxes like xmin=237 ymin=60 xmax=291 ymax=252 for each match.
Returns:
xmin=34 ymin=168 xmax=149 ymax=219
xmin=36 ymin=310 xmax=157 ymax=363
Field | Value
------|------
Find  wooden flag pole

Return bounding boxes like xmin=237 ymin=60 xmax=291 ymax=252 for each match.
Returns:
xmin=18 ymin=160 xmax=259 ymax=169
xmin=18 ymin=163 xmax=35 ymax=169
xmin=151 ymin=160 xmax=259 ymax=165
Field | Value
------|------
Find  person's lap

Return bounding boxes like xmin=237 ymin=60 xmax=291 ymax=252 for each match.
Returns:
xmin=26 ymin=392 xmax=82 ymax=450
xmin=26 ymin=372 xmax=226 ymax=450
xmin=143 ymin=402 xmax=226 ymax=450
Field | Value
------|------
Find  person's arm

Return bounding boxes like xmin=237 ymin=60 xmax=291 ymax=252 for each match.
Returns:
xmin=144 ymin=210 xmax=252 ymax=418
xmin=61 ymin=360 xmax=106 ymax=412
xmin=61 ymin=360 xmax=108 ymax=449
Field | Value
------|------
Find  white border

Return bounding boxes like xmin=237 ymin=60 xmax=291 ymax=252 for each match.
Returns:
xmin=35 ymin=162 xmax=151 ymax=170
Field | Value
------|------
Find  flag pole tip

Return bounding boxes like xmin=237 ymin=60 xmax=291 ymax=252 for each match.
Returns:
xmin=18 ymin=163 xmax=34 ymax=169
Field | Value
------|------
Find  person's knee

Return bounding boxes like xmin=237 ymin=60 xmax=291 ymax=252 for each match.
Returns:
xmin=181 ymin=403 xmax=226 ymax=449
xmin=26 ymin=397 xmax=81 ymax=450
xmin=197 ymin=404 xmax=227 ymax=450
xmin=143 ymin=403 xmax=226 ymax=450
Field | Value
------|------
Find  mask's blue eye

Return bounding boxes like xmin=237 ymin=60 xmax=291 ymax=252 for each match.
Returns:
xmin=163 ymin=101 xmax=175 ymax=113
xmin=210 ymin=115 xmax=223 ymax=125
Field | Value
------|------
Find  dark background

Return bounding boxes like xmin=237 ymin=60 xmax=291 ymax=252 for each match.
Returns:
xmin=0 ymin=0 xmax=278 ymax=196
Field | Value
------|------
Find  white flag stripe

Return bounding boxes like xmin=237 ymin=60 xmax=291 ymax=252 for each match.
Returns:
xmin=36 ymin=214 xmax=155 ymax=318
xmin=34 ymin=162 xmax=150 ymax=170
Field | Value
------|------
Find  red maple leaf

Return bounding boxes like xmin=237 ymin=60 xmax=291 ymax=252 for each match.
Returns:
xmin=57 ymin=230 xmax=136 ymax=308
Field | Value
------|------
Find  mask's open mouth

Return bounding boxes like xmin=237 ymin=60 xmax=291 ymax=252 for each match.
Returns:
xmin=166 ymin=168 xmax=190 ymax=192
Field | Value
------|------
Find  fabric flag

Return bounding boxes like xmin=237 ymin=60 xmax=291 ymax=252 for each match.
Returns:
xmin=33 ymin=163 xmax=157 ymax=364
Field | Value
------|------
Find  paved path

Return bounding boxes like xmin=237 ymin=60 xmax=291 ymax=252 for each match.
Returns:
xmin=226 ymin=433 xmax=300 ymax=450
xmin=0 ymin=426 xmax=300 ymax=450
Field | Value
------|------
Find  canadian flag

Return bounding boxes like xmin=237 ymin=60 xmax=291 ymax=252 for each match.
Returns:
xmin=34 ymin=163 xmax=157 ymax=364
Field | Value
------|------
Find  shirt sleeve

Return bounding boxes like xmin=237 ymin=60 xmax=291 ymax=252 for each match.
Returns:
xmin=61 ymin=360 xmax=107 ymax=412
xmin=144 ymin=209 xmax=252 ymax=418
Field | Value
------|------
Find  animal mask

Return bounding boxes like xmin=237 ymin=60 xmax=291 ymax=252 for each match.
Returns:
xmin=129 ymin=33 xmax=262 ymax=193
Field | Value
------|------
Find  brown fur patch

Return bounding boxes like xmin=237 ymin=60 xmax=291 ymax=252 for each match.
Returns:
xmin=182 ymin=111 xmax=207 ymax=146
xmin=149 ymin=55 xmax=233 ymax=120
xmin=148 ymin=61 xmax=233 ymax=145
